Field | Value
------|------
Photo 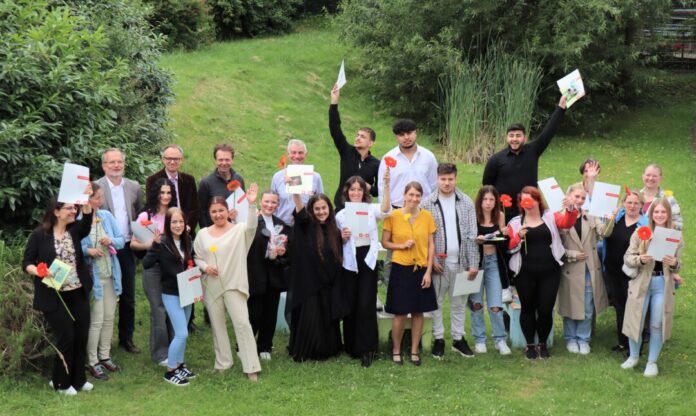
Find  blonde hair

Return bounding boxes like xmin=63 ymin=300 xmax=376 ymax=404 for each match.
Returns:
xmin=647 ymin=197 xmax=673 ymax=230
xmin=566 ymin=182 xmax=586 ymax=195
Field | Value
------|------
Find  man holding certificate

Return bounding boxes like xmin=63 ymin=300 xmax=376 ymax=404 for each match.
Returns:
xmin=420 ymin=163 xmax=479 ymax=359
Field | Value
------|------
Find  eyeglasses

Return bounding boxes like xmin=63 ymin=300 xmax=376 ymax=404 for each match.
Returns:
xmin=105 ymin=160 xmax=124 ymax=165
xmin=60 ymin=206 xmax=78 ymax=211
xmin=163 ymin=157 xmax=182 ymax=162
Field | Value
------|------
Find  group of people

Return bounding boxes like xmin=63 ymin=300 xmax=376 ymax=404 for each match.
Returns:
xmin=22 ymin=87 xmax=684 ymax=395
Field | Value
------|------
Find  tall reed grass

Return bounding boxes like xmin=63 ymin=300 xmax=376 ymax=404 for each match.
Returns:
xmin=439 ymin=44 xmax=542 ymax=163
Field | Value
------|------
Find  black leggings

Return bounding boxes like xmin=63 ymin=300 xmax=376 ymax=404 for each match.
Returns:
xmin=515 ymin=265 xmax=560 ymax=345
xmin=605 ymin=270 xmax=629 ymax=347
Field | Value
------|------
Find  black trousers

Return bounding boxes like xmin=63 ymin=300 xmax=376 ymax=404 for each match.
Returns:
xmin=43 ymin=289 xmax=90 ymax=390
xmin=117 ymin=244 xmax=136 ymax=344
xmin=606 ymin=270 xmax=630 ymax=348
xmin=342 ymin=246 xmax=378 ymax=357
xmin=515 ymin=264 xmax=561 ymax=345
xmin=248 ymin=289 xmax=282 ymax=353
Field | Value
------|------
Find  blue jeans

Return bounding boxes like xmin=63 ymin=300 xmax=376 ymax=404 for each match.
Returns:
xmin=563 ymin=268 xmax=594 ymax=344
xmin=628 ymin=275 xmax=664 ymax=362
xmin=470 ymin=254 xmax=506 ymax=343
xmin=162 ymin=294 xmax=192 ymax=369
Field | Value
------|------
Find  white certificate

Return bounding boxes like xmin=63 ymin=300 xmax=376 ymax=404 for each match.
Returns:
xmin=336 ymin=59 xmax=347 ymax=89
xmin=646 ymin=226 xmax=681 ymax=260
xmin=588 ymin=182 xmax=620 ymax=218
xmin=226 ymin=187 xmax=249 ymax=224
xmin=556 ymin=69 xmax=586 ymax=108
xmin=452 ymin=270 xmax=484 ymax=296
xmin=285 ymin=165 xmax=315 ymax=195
xmin=344 ymin=202 xmax=371 ymax=247
xmin=57 ymin=163 xmax=90 ymax=205
xmin=130 ymin=220 xmax=158 ymax=244
xmin=538 ymin=177 xmax=565 ymax=212
xmin=177 ymin=267 xmax=204 ymax=308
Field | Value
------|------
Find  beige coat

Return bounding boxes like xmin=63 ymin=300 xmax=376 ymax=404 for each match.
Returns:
xmin=557 ymin=213 xmax=609 ymax=320
xmin=622 ymin=231 xmax=683 ymax=342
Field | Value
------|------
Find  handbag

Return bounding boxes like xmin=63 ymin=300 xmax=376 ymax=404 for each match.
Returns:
xmin=622 ymin=263 xmax=639 ymax=278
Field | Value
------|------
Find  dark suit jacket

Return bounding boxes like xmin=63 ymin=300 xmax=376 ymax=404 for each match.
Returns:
xmin=246 ymin=215 xmax=291 ymax=295
xmin=146 ymin=169 xmax=200 ymax=233
xmin=22 ymin=212 xmax=93 ymax=312
xmin=97 ymin=176 xmax=144 ymax=231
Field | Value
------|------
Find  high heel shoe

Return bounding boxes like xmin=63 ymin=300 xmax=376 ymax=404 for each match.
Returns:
xmin=392 ymin=352 xmax=403 ymax=366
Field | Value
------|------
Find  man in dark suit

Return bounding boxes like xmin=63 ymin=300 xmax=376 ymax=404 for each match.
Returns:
xmin=146 ymin=144 xmax=202 ymax=332
xmin=97 ymin=148 xmax=144 ymax=354
xmin=145 ymin=144 xmax=200 ymax=234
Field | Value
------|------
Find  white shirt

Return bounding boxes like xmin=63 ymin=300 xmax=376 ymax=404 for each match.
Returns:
xmin=270 ymin=168 xmax=324 ymax=225
xmin=336 ymin=203 xmax=389 ymax=272
xmin=261 ymin=214 xmax=275 ymax=233
xmin=107 ymin=177 xmax=131 ymax=240
xmin=438 ymin=193 xmax=459 ymax=264
xmin=377 ymin=144 xmax=438 ymax=207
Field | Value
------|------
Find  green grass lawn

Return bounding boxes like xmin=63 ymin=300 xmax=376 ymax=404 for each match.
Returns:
xmin=2 ymin=21 xmax=696 ymax=415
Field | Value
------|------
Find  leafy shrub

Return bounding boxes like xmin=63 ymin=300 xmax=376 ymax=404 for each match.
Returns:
xmin=0 ymin=0 xmax=172 ymax=230
xmin=208 ymin=0 xmax=302 ymax=40
xmin=340 ymin=0 xmax=673 ymax=126
xmin=144 ymin=0 xmax=215 ymax=50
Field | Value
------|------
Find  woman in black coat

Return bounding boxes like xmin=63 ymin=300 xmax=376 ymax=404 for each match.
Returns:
xmin=22 ymin=197 xmax=94 ymax=395
xmin=246 ymin=190 xmax=291 ymax=361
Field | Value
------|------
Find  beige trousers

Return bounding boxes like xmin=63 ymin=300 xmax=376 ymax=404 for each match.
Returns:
xmin=87 ymin=276 xmax=117 ymax=365
xmin=205 ymin=289 xmax=261 ymax=374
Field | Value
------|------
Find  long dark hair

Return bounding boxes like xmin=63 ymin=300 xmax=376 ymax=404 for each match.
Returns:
xmin=163 ymin=207 xmax=192 ymax=264
xmin=342 ymin=176 xmax=371 ymax=204
xmin=146 ymin=178 xmax=177 ymax=216
xmin=475 ymin=185 xmax=503 ymax=225
xmin=41 ymin=198 xmax=69 ymax=233
xmin=307 ymin=193 xmax=342 ymax=263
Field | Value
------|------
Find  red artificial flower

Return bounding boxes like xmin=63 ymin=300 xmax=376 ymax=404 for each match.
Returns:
xmin=36 ymin=262 xmax=49 ymax=278
xmin=278 ymin=155 xmax=287 ymax=169
xmin=519 ymin=197 xmax=535 ymax=210
xmin=187 ymin=260 xmax=194 ymax=270
xmin=139 ymin=219 xmax=153 ymax=227
xmin=227 ymin=180 xmax=241 ymax=192
xmin=623 ymin=184 xmax=632 ymax=196
xmin=500 ymin=194 xmax=513 ymax=208
xmin=384 ymin=156 xmax=397 ymax=168
xmin=637 ymin=226 xmax=652 ymax=241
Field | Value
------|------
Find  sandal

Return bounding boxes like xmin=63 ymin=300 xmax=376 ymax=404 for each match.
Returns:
xmin=410 ymin=353 xmax=421 ymax=366
xmin=392 ymin=352 xmax=403 ymax=366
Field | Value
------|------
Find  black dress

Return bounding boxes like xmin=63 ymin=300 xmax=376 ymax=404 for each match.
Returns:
xmin=287 ymin=208 xmax=348 ymax=361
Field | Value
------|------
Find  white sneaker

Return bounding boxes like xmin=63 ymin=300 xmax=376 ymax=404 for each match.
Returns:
xmin=79 ymin=381 xmax=94 ymax=391
xmin=566 ymin=341 xmax=579 ymax=354
xmin=259 ymin=352 xmax=272 ymax=361
xmin=495 ymin=340 xmax=511 ymax=355
xmin=501 ymin=288 xmax=513 ymax=304
xmin=578 ymin=342 xmax=591 ymax=355
xmin=621 ymin=356 xmax=639 ymax=369
xmin=158 ymin=359 xmax=168 ymax=367
xmin=644 ymin=362 xmax=659 ymax=377
xmin=49 ymin=380 xmax=77 ymax=396
xmin=474 ymin=343 xmax=487 ymax=354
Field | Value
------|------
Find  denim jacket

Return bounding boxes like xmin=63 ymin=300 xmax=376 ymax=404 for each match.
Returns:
xmin=81 ymin=210 xmax=125 ymax=300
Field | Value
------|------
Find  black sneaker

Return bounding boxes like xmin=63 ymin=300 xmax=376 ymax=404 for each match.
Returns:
xmin=537 ymin=343 xmax=550 ymax=359
xmin=432 ymin=339 xmax=445 ymax=360
xmin=164 ymin=369 xmax=189 ymax=386
xmin=177 ymin=363 xmax=196 ymax=379
xmin=525 ymin=345 xmax=538 ymax=360
xmin=452 ymin=339 xmax=474 ymax=358
xmin=87 ymin=363 xmax=109 ymax=381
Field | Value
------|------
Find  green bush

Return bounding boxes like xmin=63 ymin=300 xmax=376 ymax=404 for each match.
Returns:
xmin=144 ymin=0 xmax=215 ymax=50
xmin=0 ymin=0 xmax=172 ymax=230
xmin=208 ymin=0 xmax=302 ymax=40
xmin=340 ymin=0 xmax=673 ymax=125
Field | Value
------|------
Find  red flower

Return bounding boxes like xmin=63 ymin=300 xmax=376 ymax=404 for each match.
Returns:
xmin=227 ymin=180 xmax=241 ymax=192
xmin=500 ymin=194 xmax=513 ymax=208
xmin=623 ymin=184 xmax=632 ymax=196
xmin=384 ymin=156 xmax=397 ymax=168
xmin=36 ymin=262 xmax=49 ymax=278
xmin=519 ymin=197 xmax=535 ymax=210
xmin=139 ymin=219 xmax=153 ymax=227
xmin=187 ymin=260 xmax=194 ymax=270
xmin=278 ymin=155 xmax=287 ymax=169
xmin=637 ymin=226 xmax=652 ymax=241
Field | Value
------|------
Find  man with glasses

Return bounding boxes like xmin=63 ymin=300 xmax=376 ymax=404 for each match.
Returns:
xmin=97 ymin=148 xmax=144 ymax=354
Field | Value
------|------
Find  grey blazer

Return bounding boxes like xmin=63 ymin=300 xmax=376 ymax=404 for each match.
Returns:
xmin=97 ymin=176 xmax=144 ymax=233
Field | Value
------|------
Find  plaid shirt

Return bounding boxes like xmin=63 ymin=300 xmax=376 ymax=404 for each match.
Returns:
xmin=640 ymin=187 xmax=683 ymax=231
xmin=420 ymin=188 xmax=479 ymax=273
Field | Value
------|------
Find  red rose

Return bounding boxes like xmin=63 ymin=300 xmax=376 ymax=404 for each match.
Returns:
xmin=36 ymin=262 xmax=49 ymax=278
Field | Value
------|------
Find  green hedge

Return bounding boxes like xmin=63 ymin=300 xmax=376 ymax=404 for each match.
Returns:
xmin=208 ymin=0 xmax=301 ymax=40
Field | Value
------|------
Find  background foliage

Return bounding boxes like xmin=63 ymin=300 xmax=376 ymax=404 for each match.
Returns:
xmin=339 ymin=0 xmax=673 ymax=127
xmin=143 ymin=0 xmax=215 ymax=50
xmin=207 ymin=0 xmax=302 ymax=40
